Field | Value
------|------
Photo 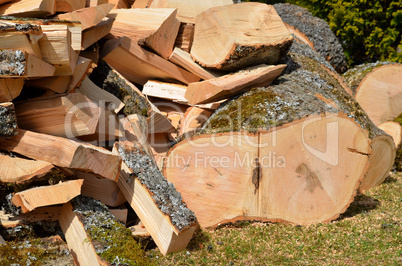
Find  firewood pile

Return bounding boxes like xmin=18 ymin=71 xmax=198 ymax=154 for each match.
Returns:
xmin=0 ymin=0 xmax=401 ymax=263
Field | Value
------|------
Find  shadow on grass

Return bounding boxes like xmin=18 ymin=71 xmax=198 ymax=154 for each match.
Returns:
xmin=185 ymin=226 xmax=211 ymax=251
xmin=382 ymin=175 xmax=397 ymax=183
xmin=337 ymin=194 xmax=381 ymax=220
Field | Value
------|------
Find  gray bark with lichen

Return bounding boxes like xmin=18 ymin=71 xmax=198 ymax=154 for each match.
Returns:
xmin=0 ymin=104 xmax=18 ymax=138
xmin=116 ymin=142 xmax=197 ymax=231
xmin=274 ymin=3 xmax=347 ymax=73
xmin=0 ymin=50 xmax=26 ymax=76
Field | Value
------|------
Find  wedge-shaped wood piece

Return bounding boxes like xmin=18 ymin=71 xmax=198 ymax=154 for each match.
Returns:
xmin=0 ymin=102 xmax=18 ymax=139
xmin=0 ymin=206 xmax=61 ymax=228
xmin=131 ymin=0 xmax=152 ymax=8
xmin=15 ymin=93 xmax=101 ymax=138
xmin=57 ymin=3 xmax=114 ymax=31
xmin=0 ymin=129 xmax=122 ymax=181
xmin=114 ymin=141 xmax=198 ymax=255
xmin=169 ymin=47 xmax=222 ymax=80
xmin=149 ymin=0 xmax=233 ymax=23
xmin=185 ymin=64 xmax=287 ymax=105
xmin=345 ymin=63 xmax=402 ymax=125
xmin=55 ymin=0 xmax=85 ymax=12
xmin=26 ymin=76 xmax=71 ymax=93
xmin=12 ymin=179 xmax=83 ymax=213
xmin=101 ymin=37 xmax=200 ymax=85
xmin=77 ymin=76 xmax=124 ymax=113
xmin=0 ymin=50 xmax=55 ymax=77
xmin=0 ymin=78 xmax=24 ymax=102
xmin=82 ymin=17 xmax=114 ymax=50
xmin=191 ymin=2 xmax=293 ymax=71
xmin=0 ymin=154 xmax=54 ymax=183
xmin=174 ymin=22 xmax=194 ymax=52
xmin=108 ymin=8 xmax=180 ymax=59
xmin=39 ymin=25 xmax=77 ymax=76
xmin=0 ymin=0 xmax=55 ymax=18
xmin=67 ymin=56 xmax=92 ymax=92
xmin=78 ymin=171 xmax=126 ymax=207
xmin=59 ymin=202 xmax=107 ymax=265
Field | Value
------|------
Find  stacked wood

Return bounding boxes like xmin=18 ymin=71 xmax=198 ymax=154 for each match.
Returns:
xmin=273 ymin=3 xmax=347 ymax=73
xmin=343 ymin=62 xmax=402 ymax=126
xmin=0 ymin=0 xmax=56 ymax=18
xmin=0 ymin=50 xmax=55 ymax=77
xmin=190 ymin=2 xmax=293 ymax=71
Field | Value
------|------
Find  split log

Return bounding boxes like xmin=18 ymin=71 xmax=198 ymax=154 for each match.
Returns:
xmin=343 ymin=62 xmax=402 ymax=125
xmin=0 ymin=206 xmax=62 ymax=227
xmin=0 ymin=78 xmax=24 ymax=102
xmin=77 ymin=76 xmax=124 ymax=114
xmin=114 ymin=141 xmax=198 ymax=255
xmin=0 ymin=102 xmax=18 ymax=139
xmin=109 ymin=207 xmax=127 ymax=224
xmin=78 ymin=171 xmax=126 ymax=207
xmin=0 ymin=50 xmax=55 ymax=77
xmin=0 ymin=129 xmax=122 ymax=180
xmin=169 ymin=47 xmax=222 ymax=80
xmin=82 ymin=17 xmax=114 ymax=50
xmin=59 ymin=196 xmax=147 ymax=264
xmin=174 ymin=23 xmax=194 ymax=52
xmin=101 ymin=36 xmax=200 ymax=85
xmin=273 ymin=3 xmax=347 ymax=73
xmin=57 ymin=3 xmax=114 ymax=31
xmin=0 ymin=0 xmax=56 ymax=18
xmin=26 ymin=76 xmax=71 ymax=93
xmin=108 ymin=8 xmax=180 ymax=59
xmin=164 ymin=69 xmax=395 ymax=227
xmin=12 ymin=179 xmax=83 ymax=213
xmin=39 ymin=25 xmax=77 ymax=76
xmin=131 ymin=0 xmax=152 ymax=8
xmin=178 ymin=106 xmax=211 ymax=136
xmin=190 ymin=2 xmax=293 ymax=71
xmin=185 ymin=64 xmax=286 ymax=105
xmin=67 ymin=56 xmax=92 ymax=92
xmin=0 ymin=153 xmax=54 ymax=183
xmin=0 ymin=21 xmax=43 ymax=58
xmin=55 ymin=0 xmax=85 ymax=12
xmin=14 ymin=93 xmax=101 ymax=138
xmin=149 ymin=0 xmax=233 ymax=23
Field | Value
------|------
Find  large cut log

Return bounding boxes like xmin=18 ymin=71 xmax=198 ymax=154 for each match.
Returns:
xmin=0 ymin=153 xmax=54 ymax=183
xmin=0 ymin=78 xmax=24 ymax=102
xmin=108 ymin=8 xmax=180 ymax=59
xmin=57 ymin=3 xmax=114 ymax=31
xmin=379 ymin=119 xmax=402 ymax=171
xmin=101 ymin=37 xmax=200 ymax=85
xmin=149 ymin=0 xmax=233 ymax=23
xmin=343 ymin=62 xmax=402 ymax=126
xmin=14 ymin=93 xmax=101 ymax=138
xmin=273 ymin=3 xmax=347 ymax=73
xmin=60 ymin=196 xmax=149 ymax=264
xmin=185 ymin=64 xmax=286 ymax=105
xmin=0 ymin=129 xmax=121 ymax=180
xmin=164 ymin=68 xmax=395 ymax=227
xmin=113 ymin=141 xmax=198 ymax=255
xmin=190 ymin=2 xmax=293 ymax=71
xmin=0 ymin=102 xmax=18 ymax=139
xmin=0 ymin=50 xmax=55 ymax=77
xmin=0 ymin=0 xmax=55 ymax=18
xmin=169 ymin=47 xmax=222 ymax=80
xmin=11 ymin=179 xmax=83 ymax=213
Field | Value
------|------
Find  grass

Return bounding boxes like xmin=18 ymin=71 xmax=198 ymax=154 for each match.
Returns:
xmin=147 ymin=172 xmax=401 ymax=265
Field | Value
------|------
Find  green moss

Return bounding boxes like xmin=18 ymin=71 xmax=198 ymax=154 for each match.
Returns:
xmin=394 ymin=113 xmax=402 ymax=126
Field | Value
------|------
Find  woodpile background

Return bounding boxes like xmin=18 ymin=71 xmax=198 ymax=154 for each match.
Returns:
xmin=0 ymin=0 xmax=400 ymax=263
